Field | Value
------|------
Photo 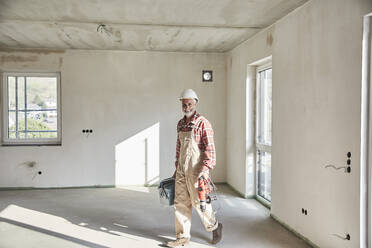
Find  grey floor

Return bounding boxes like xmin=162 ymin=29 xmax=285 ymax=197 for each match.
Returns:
xmin=0 ymin=185 xmax=311 ymax=248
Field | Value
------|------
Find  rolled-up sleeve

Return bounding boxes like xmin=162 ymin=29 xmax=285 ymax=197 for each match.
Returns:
xmin=201 ymin=120 xmax=216 ymax=170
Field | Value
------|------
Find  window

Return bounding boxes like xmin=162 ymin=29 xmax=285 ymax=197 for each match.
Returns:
xmin=256 ymin=64 xmax=272 ymax=202
xmin=2 ymin=72 xmax=61 ymax=145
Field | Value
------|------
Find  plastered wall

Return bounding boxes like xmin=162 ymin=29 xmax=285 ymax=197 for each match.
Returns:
xmin=226 ymin=0 xmax=372 ymax=247
xmin=1 ymin=0 xmax=371 ymax=247
xmin=0 ymin=49 xmax=227 ymax=187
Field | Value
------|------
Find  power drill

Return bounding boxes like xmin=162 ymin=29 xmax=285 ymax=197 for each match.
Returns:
xmin=198 ymin=175 xmax=212 ymax=212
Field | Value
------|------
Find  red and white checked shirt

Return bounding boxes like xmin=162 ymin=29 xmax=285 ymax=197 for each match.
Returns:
xmin=175 ymin=112 xmax=216 ymax=170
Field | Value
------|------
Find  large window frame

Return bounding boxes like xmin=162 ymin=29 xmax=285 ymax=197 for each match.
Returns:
xmin=255 ymin=62 xmax=272 ymax=205
xmin=1 ymin=72 xmax=62 ymax=145
xmin=361 ymin=13 xmax=372 ymax=248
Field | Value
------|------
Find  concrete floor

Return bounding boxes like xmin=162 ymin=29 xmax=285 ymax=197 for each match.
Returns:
xmin=0 ymin=185 xmax=311 ymax=248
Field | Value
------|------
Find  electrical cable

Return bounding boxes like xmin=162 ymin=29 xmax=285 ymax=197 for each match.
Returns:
xmin=332 ymin=233 xmax=350 ymax=240
xmin=324 ymin=164 xmax=347 ymax=170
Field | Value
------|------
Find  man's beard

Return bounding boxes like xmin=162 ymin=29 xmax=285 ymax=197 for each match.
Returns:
xmin=184 ymin=110 xmax=195 ymax=118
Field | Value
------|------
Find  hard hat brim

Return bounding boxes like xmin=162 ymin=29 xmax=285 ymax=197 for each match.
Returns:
xmin=179 ymin=97 xmax=198 ymax=102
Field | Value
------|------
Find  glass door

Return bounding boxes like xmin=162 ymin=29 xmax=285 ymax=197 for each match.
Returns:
xmin=256 ymin=65 xmax=272 ymax=202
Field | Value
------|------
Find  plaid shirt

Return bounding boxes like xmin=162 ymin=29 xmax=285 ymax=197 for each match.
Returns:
xmin=175 ymin=112 xmax=216 ymax=170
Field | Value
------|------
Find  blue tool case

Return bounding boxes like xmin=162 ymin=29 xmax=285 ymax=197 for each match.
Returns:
xmin=158 ymin=177 xmax=175 ymax=206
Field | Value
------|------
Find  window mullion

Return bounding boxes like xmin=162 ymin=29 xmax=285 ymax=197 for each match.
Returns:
xmin=262 ymin=73 xmax=265 ymax=141
xmin=256 ymin=144 xmax=271 ymax=153
xmin=15 ymin=76 xmax=18 ymax=139
xmin=24 ymin=77 xmax=27 ymax=139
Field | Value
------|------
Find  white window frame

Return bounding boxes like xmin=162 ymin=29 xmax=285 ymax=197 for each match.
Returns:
xmin=361 ymin=13 xmax=372 ymax=248
xmin=1 ymin=72 xmax=62 ymax=145
xmin=255 ymin=62 xmax=272 ymax=204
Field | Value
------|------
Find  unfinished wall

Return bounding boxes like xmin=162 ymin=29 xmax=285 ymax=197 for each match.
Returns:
xmin=0 ymin=49 xmax=227 ymax=187
xmin=226 ymin=26 xmax=273 ymax=197
xmin=226 ymin=0 xmax=372 ymax=247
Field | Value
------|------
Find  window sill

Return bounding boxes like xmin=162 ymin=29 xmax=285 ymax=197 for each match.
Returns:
xmin=1 ymin=143 xmax=62 ymax=147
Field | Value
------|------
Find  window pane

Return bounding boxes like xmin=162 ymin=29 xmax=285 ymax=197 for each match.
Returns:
xmin=17 ymin=77 xmax=25 ymax=110
xmin=9 ymin=131 xmax=16 ymax=139
xmin=9 ymin=131 xmax=26 ymax=139
xmin=44 ymin=110 xmax=58 ymax=130
xmin=264 ymin=69 xmax=272 ymax=144
xmin=258 ymin=71 xmax=265 ymax=143
xmin=18 ymin=112 xmax=26 ymax=139
xmin=257 ymin=68 xmax=272 ymax=145
xmin=26 ymin=111 xmax=56 ymax=133
xmin=8 ymin=77 xmax=16 ymax=110
xmin=18 ymin=131 xmax=26 ymax=139
xmin=27 ymin=77 xmax=57 ymax=110
xmin=257 ymin=150 xmax=271 ymax=202
xmin=8 ymin=111 xmax=16 ymax=136
xmin=26 ymin=131 xmax=57 ymax=139
xmin=9 ymin=111 xmax=25 ymax=139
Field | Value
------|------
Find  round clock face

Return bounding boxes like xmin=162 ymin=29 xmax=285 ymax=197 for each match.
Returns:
xmin=203 ymin=72 xmax=212 ymax=81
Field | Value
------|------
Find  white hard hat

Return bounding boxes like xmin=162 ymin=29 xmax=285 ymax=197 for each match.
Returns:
xmin=179 ymin=89 xmax=199 ymax=102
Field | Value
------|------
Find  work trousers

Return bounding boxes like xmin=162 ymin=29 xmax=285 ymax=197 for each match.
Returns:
xmin=174 ymin=130 xmax=218 ymax=239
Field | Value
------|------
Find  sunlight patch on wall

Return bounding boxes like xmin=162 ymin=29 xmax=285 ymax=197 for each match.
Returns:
xmin=115 ymin=123 xmax=160 ymax=186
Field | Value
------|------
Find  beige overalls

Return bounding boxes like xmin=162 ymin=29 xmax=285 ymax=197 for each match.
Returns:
xmin=174 ymin=120 xmax=218 ymax=239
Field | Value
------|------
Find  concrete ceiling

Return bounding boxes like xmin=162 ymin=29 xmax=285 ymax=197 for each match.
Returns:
xmin=0 ymin=0 xmax=308 ymax=52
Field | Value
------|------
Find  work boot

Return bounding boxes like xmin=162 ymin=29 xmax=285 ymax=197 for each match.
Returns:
xmin=166 ymin=237 xmax=190 ymax=247
xmin=211 ymin=223 xmax=223 ymax=244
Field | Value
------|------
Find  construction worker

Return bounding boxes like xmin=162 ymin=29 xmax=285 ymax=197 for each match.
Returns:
xmin=167 ymin=89 xmax=223 ymax=247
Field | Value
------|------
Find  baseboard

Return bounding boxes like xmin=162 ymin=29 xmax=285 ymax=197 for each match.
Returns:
xmin=220 ymin=182 xmax=255 ymax=199
xmin=0 ymin=185 xmax=115 ymax=190
xmin=270 ymin=213 xmax=320 ymax=248
xmin=254 ymin=195 xmax=271 ymax=209
xmin=116 ymin=184 xmax=159 ymax=187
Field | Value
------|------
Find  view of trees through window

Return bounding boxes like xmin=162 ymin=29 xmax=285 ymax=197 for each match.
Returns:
xmin=7 ymin=76 xmax=58 ymax=139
